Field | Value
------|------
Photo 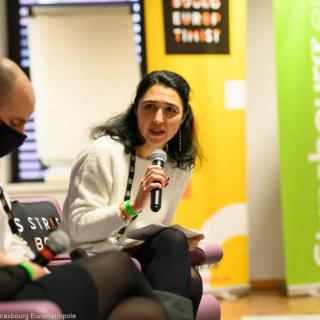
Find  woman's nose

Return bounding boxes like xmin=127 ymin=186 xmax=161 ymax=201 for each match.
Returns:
xmin=153 ymin=109 xmax=164 ymax=124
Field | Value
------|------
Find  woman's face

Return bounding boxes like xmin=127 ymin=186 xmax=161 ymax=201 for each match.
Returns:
xmin=136 ymin=84 xmax=185 ymax=151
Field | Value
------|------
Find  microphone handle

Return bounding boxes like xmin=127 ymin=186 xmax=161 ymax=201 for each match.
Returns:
xmin=150 ymin=158 xmax=164 ymax=212
xmin=33 ymin=247 xmax=54 ymax=266
xmin=33 ymin=255 xmax=49 ymax=266
xmin=151 ymin=188 xmax=162 ymax=212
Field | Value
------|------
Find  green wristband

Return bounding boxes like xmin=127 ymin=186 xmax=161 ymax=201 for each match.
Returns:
xmin=19 ymin=261 xmax=34 ymax=280
xmin=124 ymin=199 xmax=139 ymax=217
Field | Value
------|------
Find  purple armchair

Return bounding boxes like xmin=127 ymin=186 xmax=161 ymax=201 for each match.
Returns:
xmin=0 ymin=195 xmax=223 ymax=320
xmin=129 ymin=242 xmax=223 ymax=320
xmin=190 ymin=243 xmax=223 ymax=320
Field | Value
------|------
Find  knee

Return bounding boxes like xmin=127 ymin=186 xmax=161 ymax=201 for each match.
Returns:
xmin=86 ymin=251 xmax=133 ymax=272
xmin=105 ymin=251 xmax=137 ymax=271
xmin=154 ymin=228 xmax=188 ymax=252
xmin=108 ymin=298 xmax=167 ymax=320
xmin=105 ymin=251 xmax=131 ymax=264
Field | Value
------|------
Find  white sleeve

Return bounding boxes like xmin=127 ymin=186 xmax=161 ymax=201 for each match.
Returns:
xmin=62 ymin=143 xmax=127 ymax=243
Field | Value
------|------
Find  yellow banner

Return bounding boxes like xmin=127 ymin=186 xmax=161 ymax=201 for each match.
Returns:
xmin=143 ymin=0 xmax=248 ymax=291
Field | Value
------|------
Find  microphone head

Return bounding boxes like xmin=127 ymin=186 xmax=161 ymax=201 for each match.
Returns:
xmin=46 ymin=230 xmax=70 ymax=255
xmin=151 ymin=149 xmax=167 ymax=165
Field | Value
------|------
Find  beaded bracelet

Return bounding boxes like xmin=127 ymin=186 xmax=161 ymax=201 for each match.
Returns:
xmin=124 ymin=199 xmax=139 ymax=217
xmin=19 ymin=261 xmax=34 ymax=280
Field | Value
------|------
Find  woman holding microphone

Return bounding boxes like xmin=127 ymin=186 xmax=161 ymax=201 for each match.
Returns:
xmin=62 ymin=70 xmax=204 ymax=316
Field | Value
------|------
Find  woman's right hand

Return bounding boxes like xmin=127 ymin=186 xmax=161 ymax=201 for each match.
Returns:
xmin=131 ymin=165 xmax=169 ymax=211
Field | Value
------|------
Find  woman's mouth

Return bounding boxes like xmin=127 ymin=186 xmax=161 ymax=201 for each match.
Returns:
xmin=149 ymin=128 xmax=165 ymax=136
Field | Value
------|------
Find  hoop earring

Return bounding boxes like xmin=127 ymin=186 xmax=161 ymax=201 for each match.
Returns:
xmin=179 ymin=127 xmax=182 ymax=152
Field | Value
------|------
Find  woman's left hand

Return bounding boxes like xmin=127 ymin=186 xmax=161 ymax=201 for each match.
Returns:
xmin=131 ymin=165 xmax=169 ymax=211
xmin=188 ymin=235 xmax=205 ymax=251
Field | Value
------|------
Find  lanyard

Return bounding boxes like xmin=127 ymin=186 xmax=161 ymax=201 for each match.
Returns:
xmin=124 ymin=152 xmax=136 ymax=201
xmin=0 ymin=186 xmax=12 ymax=216
xmin=117 ymin=152 xmax=137 ymax=237
xmin=0 ymin=186 xmax=19 ymax=234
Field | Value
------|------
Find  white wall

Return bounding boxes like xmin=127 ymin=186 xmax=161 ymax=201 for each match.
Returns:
xmin=0 ymin=0 xmax=7 ymax=55
xmin=247 ymin=0 xmax=284 ymax=280
xmin=0 ymin=0 xmax=11 ymax=183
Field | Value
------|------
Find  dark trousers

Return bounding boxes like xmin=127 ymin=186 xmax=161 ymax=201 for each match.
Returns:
xmin=131 ymin=228 xmax=203 ymax=315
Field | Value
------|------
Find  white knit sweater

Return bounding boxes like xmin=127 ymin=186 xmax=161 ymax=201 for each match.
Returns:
xmin=61 ymin=136 xmax=191 ymax=253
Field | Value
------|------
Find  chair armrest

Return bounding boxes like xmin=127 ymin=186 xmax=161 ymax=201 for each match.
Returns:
xmin=196 ymin=294 xmax=221 ymax=320
xmin=47 ymin=252 xmax=71 ymax=269
xmin=0 ymin=300 xmax=62 ymax=318
xmin=189 ymin=243 xmax=223 ymax=266
xmin=52 ymin=252 xmax=71 ymax=260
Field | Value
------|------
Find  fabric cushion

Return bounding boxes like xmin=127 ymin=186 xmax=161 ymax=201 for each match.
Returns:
xmin=11 ymin=201 xmax=60 ymax=254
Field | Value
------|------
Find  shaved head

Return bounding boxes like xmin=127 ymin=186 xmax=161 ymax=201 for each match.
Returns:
xmin=0 ymin=57 xmax=35 ymax=133
xmin=0 ymin=58 xmax=18 ymax=106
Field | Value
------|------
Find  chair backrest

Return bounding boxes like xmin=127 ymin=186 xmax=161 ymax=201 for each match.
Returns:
xmin=9 ymin=195 xmax=62 ymax=253
xmin=0 ymin=196 xmax=68 ymax=319
xmin=10 ymin=195 xmax=62 ymax=217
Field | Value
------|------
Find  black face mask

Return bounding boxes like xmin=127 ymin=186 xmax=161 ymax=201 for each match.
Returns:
xmin=0 ymin=121 xmax=27 ymax=157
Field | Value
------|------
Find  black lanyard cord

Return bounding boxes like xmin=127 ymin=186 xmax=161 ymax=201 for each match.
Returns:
xmin=124 ymin=152 xmax=136 ymax=201
xmin=0 ymin=186 xmax=20 ymax=234
xmin=117 ymin=152 xmax=138 ymax=236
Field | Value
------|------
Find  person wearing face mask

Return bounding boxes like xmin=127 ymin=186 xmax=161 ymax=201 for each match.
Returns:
xmin=0 ymin=57 xmax=36 ymax=261
xmin=0 ymin=61 xmax=30 ymax=157
xmin=0 ymin=57 xmax=195 ymax=320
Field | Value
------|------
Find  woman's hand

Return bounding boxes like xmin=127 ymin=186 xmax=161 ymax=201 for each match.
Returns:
xmin=188 ymin=235 xmax=205 ymax=251
xmin=132 ymin=165 xmax=169 ymax=211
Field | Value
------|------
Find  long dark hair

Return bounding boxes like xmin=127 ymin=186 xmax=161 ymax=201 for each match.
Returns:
xmin=91 ymin=70 xmax=202 ymax=170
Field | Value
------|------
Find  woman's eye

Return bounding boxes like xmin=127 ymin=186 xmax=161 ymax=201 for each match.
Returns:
xmin=166 ymin=107 xmax=178 ymax=113
xmin=144 ymin=103 xmax=155 ymax=110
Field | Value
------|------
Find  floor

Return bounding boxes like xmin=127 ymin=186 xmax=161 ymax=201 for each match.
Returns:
xmin=219 ymin=290 xmax=320 ymax=319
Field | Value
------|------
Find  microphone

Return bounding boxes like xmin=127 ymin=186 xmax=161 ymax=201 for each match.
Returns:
xmin=150 ymin=149 xmax=167 ymax=212
xmin=33 ymin=230 xmax=70 ymax=266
